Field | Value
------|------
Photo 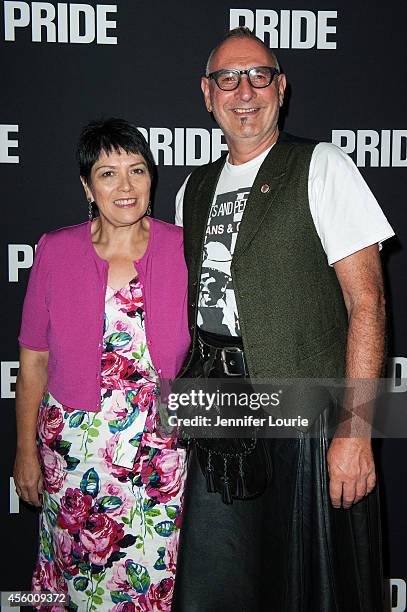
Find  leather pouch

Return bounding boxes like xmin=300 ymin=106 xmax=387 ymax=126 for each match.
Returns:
xmin=176 ymin=348 xmax=273 ymax=504
xmin=195 ymin=436 xmax=272 ymax=504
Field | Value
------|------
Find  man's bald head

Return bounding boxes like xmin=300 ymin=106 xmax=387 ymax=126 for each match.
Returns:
xmin=205 ymin=27 xmax=280 ymax=76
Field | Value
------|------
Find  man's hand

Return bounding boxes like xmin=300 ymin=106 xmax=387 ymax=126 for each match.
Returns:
xmin=327 ymin=437 xmax=376 ymax=509
xmin=329 ymin=245 xmax=383 ymax=509
xmin=13 ymin=448 xmax=43 ymax=507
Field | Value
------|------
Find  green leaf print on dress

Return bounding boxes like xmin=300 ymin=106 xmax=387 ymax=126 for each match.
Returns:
xmin=80 ymin=468 xmax=100 ymax=497
xmin=126 ymin=561 xmax=151 ymax=594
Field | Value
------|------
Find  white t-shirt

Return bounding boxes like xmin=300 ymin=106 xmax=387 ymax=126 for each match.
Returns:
xmin=175 ymin=142 xmax=394 ymax=336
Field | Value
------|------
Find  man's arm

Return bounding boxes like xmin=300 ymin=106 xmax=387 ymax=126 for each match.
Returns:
xmin=328 ymin=243 xmax=385 ymax=509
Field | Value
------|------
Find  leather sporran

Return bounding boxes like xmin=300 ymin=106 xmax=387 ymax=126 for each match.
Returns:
xmin=195 ymin=436 xmax=272 ymax=504
xmin=176 ymin=345 xmax=273 ymax=504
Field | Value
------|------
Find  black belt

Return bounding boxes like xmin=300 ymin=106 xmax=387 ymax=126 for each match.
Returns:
xmin=198 ymin=331 xmax=248 ymax=377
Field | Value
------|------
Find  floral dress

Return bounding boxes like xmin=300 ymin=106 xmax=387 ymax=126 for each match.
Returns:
xmin=33 ymin=277 xmax=187 ymax=611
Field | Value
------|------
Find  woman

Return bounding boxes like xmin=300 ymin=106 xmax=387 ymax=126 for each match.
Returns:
xmin=14 ymin=118 xmax=190 ymax=611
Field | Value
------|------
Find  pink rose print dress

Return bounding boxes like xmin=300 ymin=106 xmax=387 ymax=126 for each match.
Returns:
xmin=33 ymin=277 xmax=187 ymax=611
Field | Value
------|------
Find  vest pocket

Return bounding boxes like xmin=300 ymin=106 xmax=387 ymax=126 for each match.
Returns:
xmin=297 ymin=325 xmax=342 ymax=362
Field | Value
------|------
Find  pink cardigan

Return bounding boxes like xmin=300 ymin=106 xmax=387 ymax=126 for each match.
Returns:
xmin=19 ymin=219 xmax=190 ymax=411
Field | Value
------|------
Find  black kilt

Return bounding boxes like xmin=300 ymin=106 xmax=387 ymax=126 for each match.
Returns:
xmin=172 ymin=407 xmax=384 ymax=612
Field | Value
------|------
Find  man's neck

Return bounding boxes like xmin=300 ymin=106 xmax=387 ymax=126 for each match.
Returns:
xmin=227 ymin=129 xmax=279 ymax=165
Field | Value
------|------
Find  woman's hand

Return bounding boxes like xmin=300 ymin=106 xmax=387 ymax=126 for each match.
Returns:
xmin=14 ymin=447 xmax=43 ymax=507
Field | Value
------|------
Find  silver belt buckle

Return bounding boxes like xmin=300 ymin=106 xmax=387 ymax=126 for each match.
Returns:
xmin=221 ymin=347 xmax=247 ymax=376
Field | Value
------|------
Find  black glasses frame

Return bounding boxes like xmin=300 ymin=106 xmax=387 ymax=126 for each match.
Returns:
xmin=207 ymin=66 xmax=280 ymax=90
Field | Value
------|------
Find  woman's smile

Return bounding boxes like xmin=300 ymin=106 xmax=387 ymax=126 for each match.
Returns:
xmin=113 ymin=197 xmax=137 ymax=208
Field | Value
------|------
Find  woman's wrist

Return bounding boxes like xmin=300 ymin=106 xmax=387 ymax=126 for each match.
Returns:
xmin=16 ymin=441 xmax=38 ymax=455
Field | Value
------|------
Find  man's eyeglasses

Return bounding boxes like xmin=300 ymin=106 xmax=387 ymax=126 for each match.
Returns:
xmin=207 ymin=66 xmax=280 ymax=91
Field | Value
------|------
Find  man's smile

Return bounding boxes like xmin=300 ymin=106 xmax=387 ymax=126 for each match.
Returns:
xmin=231 ymin=107 xmax=259 ymax=115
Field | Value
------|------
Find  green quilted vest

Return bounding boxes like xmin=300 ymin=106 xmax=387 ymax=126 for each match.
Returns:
xmin=180 ymin=139 xmax=348 ymax=409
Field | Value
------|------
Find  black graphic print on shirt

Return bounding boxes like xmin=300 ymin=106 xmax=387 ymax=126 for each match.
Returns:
xmin=198 ymin=187 xmax=251 ymax=336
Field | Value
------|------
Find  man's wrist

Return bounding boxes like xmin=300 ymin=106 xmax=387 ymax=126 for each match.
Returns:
xmin=331 ymin=434 xmax=372 ymax=445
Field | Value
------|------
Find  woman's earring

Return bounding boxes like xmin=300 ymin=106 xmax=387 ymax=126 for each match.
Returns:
xmin=146 ymin=202 xmax=152 ymax=216
xmin=88 ymin=199 xmax=94 ymax=221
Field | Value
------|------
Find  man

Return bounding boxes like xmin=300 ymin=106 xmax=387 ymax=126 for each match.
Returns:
xmin=173 ymin=27 xmax=394 ymax=611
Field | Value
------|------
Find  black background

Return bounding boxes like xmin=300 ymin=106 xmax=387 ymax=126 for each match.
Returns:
xmin=1 ymin=1 xmax=406 ymax=606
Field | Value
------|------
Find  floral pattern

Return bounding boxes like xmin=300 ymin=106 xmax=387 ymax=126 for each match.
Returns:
xmin=32 ymin=278 xmax=187 ymax=611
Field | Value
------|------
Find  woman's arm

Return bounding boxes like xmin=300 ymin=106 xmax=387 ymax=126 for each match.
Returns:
xmin=14 ymin=348 xmax=49 ymax=506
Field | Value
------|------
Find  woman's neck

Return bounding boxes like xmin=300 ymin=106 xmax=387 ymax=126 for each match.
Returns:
xmin=91 ymin=216 xmax=150 ymax=261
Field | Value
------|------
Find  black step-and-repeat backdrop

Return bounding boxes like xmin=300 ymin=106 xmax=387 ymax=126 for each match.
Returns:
xmin=1 ymin=1 xmax=406 ymax=609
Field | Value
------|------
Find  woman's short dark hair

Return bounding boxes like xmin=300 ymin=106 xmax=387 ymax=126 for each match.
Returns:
xmin=77 ymin=118 xmax=156 ymax=183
